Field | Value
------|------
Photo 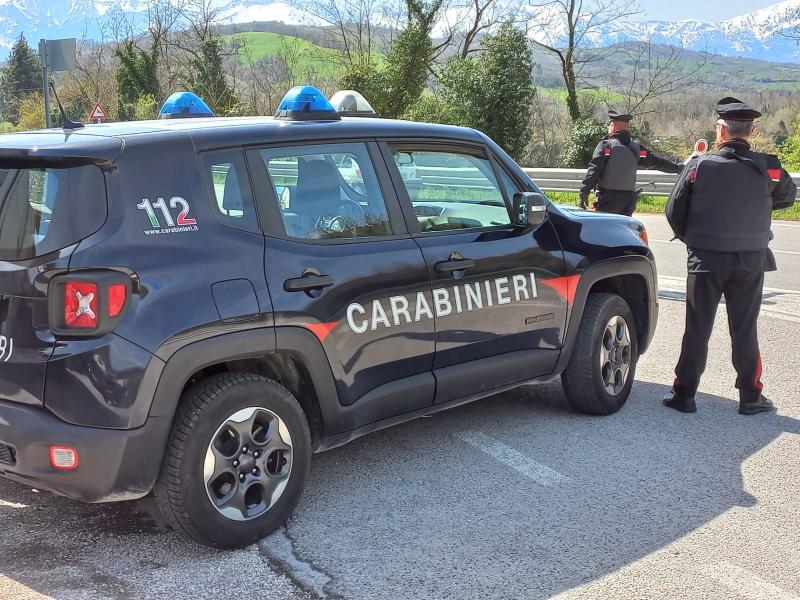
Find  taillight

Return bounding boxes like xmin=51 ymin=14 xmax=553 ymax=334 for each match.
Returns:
xmin=64 ymin=281 xmax=99 ymax=329
xmin=108 ymin=283 xmax=127 ymax=318
xmin=49 ymin=271 xmax=134 ymax=337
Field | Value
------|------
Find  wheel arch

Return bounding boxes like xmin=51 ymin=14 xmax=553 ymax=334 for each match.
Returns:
xmin=146 ymin=327 xmax=344 ymax=453
xmin=555 ymin=256 xmax=658 ymax=374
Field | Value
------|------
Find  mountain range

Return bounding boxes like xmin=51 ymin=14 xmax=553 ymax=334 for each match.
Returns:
xmin=1 ymin=0 xmax=800 ymax=64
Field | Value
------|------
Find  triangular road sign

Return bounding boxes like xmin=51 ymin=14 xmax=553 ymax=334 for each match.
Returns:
xmin=90 ymin=102 xmax=108 ymax=120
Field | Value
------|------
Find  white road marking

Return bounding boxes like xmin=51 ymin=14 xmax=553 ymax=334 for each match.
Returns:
xmin=694 ymin=562 xmax=800 ymax=600
xmin=771 ymin=221 xmax=800 ymax=228
xmin=658 ymin=275 xmax=800 ymax=296
xmin=650 ymin=239 xmax=800 ymax=256
xmin=456 ymin=431 xmax=568 ymax=487
xmin=657 ymin=275 xmax=800 ymax=323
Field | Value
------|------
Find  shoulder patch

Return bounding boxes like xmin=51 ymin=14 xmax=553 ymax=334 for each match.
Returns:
xmin=603 ymin=146 xmax=612 ymax=156
xmin=689 ymin=169 xmax=697 ymax=183
xmin=639 ymin=149 xmax=648 ymax=158
xmin=767 ymin=169 xmax=781 ymax=182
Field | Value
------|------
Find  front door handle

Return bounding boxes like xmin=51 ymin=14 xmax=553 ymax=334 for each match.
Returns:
xmin=435 ymin=257 xmax=475 ymax=274
xmin=284 ymin=269 xmax=335 ymax=292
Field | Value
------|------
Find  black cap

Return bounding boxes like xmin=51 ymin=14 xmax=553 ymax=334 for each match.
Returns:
xmin=607 ymin=109 xmax=633 ymax=123
xmin=715 ymin=97 xmax=762 ymax=121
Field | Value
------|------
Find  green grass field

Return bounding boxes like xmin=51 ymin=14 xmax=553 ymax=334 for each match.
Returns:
xmin=545 ymin=191 xmax=800 ymax=221
xmin=226 ymin=32 xmax=342 ymax=78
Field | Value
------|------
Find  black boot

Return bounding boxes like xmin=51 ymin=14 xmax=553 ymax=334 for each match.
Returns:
xmin=662 ymin=388 xmax=697 ymax=413
xmin=738 ymin=396 xmax=775 ymax=416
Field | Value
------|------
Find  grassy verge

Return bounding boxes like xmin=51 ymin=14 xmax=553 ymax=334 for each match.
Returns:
xmin=544 ymin=191 xmax=800 ymax=221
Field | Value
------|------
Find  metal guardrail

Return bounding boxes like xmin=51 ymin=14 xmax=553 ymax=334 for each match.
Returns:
xmin=521 ymin=168 xmax=800 ymax=200
xmin=216 ymin=164 xmax=800 ymax=200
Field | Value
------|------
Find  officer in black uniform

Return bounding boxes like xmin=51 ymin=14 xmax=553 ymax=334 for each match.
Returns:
xmin=664 ymin=97 xmax=797 ymax=415
xmin=580 ymin=110 xmax=683 ymax=215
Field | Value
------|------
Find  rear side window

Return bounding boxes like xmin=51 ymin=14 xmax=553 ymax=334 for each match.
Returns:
xmin=201 ymin=150 xmax=259 ymax=231
xmin=0 ymin=165 xmax=107 ymax=261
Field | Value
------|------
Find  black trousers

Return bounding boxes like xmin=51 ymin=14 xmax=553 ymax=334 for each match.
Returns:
xmin=674 ymin=270 xmax=764 ymax=405
xmin=594 ymin=189 xmax=637 ymax=216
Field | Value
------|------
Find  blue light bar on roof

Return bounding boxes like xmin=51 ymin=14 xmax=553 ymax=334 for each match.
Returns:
xmin=274 ymin=86 xmax=341 ymax=121
xmin=158 ymin=91 xmax=215 ymax=119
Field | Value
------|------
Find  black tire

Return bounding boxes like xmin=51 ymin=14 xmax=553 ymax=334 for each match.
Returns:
xmin=154 ymin=373 xmax=311 ymax=548
xmin=561 ymin=293 xmax=638 ymax=415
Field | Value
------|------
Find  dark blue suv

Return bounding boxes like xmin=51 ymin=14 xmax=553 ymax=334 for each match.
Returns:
xmin=0 ymin=89 xmax=657 ymax=547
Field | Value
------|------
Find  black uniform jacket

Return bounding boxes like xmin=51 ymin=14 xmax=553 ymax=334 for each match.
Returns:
xmin=580 ymin=132 xmax=683 ymax=197
xmin=666 ymin=140 xmax=797 ymax=272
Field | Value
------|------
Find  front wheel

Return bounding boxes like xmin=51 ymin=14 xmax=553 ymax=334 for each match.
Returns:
xmin=154 ymin=373 xmax=311 ymax=548
xmin=562 ymin=293 xmax=638 ymax=415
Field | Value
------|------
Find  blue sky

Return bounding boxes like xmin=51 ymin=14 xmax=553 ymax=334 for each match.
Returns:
xmin=637 ymin=0 xmax=777 ymax=21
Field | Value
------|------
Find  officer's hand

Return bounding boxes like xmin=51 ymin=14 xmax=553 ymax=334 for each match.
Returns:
xmin=579 ymin=195 xmax=589 ymax=210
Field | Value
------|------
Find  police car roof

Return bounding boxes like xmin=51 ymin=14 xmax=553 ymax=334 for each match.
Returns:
xmin=0 ymin=116 xmax=484 ymax=158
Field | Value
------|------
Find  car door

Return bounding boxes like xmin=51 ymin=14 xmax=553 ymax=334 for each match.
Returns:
xmin=247 ymin=141 xmax=436 ymax=417
xmin=380 ymin=141 xmax=569 ymax=404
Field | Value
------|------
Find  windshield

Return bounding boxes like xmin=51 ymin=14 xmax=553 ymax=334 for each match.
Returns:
xmin=0 ymin=165 xmax=107 ymax=261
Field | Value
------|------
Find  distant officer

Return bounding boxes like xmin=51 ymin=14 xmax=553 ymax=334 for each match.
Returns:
xmin=579 ymin=110 xmax=683 ymax=215
xmin=664 ymin=97 xmax=797 ymax=415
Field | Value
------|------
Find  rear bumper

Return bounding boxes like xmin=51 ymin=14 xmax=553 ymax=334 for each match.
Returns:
xmin=0 ymin=399 xmax=170 ymax=502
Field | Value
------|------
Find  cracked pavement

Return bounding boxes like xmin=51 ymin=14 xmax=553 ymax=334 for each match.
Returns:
xmin=2 ymin=215 xmax=800 ymax=599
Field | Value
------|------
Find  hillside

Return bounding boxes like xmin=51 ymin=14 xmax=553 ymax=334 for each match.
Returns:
xmin=227 ymin=31 xmax=341 ymax=79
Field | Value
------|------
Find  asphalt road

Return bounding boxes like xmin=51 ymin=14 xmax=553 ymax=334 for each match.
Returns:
xmin=2 ymin=215 xmax=800 ymax=600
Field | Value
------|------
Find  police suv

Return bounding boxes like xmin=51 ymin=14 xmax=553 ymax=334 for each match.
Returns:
xmin=0 ymin=87 xmax=657 ymax=547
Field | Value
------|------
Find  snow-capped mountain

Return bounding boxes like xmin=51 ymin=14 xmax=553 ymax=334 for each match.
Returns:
xmin=531 ymin=0 xmax=800 ymax=63
xmin=2 ymin=0 xmax=800 ymax=64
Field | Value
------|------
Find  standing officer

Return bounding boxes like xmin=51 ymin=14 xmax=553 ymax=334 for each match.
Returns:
xmin=664 ymin=97 xmax=797 ymax=415
xmin=580 ymin=110 xmax=683 ymax=215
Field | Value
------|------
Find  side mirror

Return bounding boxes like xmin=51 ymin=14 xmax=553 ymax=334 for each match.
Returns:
xmin=512 ymin=192 xmax=548 ymax=228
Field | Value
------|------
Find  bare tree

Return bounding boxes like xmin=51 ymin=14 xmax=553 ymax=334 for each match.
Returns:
xmin=525 ymin=0 xmax=636 ymax=121
xmin=291 ymin=0 xmax=390 ymax=70
xmin=435 ymin=0 xmax=520 ymax=59
xmin=597 ymin=40 xmax=707 ymax=116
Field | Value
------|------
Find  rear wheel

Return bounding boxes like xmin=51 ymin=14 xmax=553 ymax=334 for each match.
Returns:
xmin=562 ymin=293 xmax=638 ymax=415
xmin=154 ymin=373 xmax=311 ymax=548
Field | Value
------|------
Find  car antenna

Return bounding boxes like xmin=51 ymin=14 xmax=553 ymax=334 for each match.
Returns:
xmin=49 ymin=81 xmax=84 ymax=130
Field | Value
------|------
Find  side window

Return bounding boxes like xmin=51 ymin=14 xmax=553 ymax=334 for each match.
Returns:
xmin=392 ymin=150 xmax=511 ymax=232
xmin=201 ymin=150 xmax=258 ymax=231
xmin=259 ymin=142 xmax=392 ymax=240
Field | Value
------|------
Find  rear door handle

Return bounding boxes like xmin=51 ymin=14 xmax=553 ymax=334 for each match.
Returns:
xmin=435 ymin=258 xmax=475 ymax=274
xmin=284 ymin=271 xmax=335 ymax=292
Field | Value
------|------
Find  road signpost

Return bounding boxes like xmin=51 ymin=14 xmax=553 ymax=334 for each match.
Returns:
xmin=90 ymin=102 xmax=108 ymax=123
xmin=38 ymin=38 xmax=77 ymax=128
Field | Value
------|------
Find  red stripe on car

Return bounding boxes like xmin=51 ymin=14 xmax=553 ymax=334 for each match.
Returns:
xmin=541 ymin=275 xmax=581 ymax=306
xmin=303 ymin=321 xmax=338 ymax=342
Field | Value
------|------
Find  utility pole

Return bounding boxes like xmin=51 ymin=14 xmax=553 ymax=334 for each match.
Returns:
xmin=39 ymin=39 xmax=51 ymax=128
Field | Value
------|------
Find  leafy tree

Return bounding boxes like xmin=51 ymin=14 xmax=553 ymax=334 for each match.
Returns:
xmin=380 ymin=0 xmax=441 ymax=118
xmin=114 ymin=40 xmax=161 ymax=121
xmin=428 ymin=23 xmax=536 ymax=161
xmin=778 ymin=116 xmax=800 ymax=172
xmin=189 ymin=36 xmax=238 ymax=116
xmin=17 ymin=93 xmax=46 ymax=131
xmin=1 ymin=35 xmax=42 ymax=124
xmin=558 ymin=118 xmax=606 ymax=168
xmin=134 ymin=94 xmax=159 ymax=120
xmin=340 ymin=0 xmax=442 ymax=119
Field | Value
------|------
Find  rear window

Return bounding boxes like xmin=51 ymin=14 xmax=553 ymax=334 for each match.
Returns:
xmin=0 ymin=165 xmax=107 ymax=260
